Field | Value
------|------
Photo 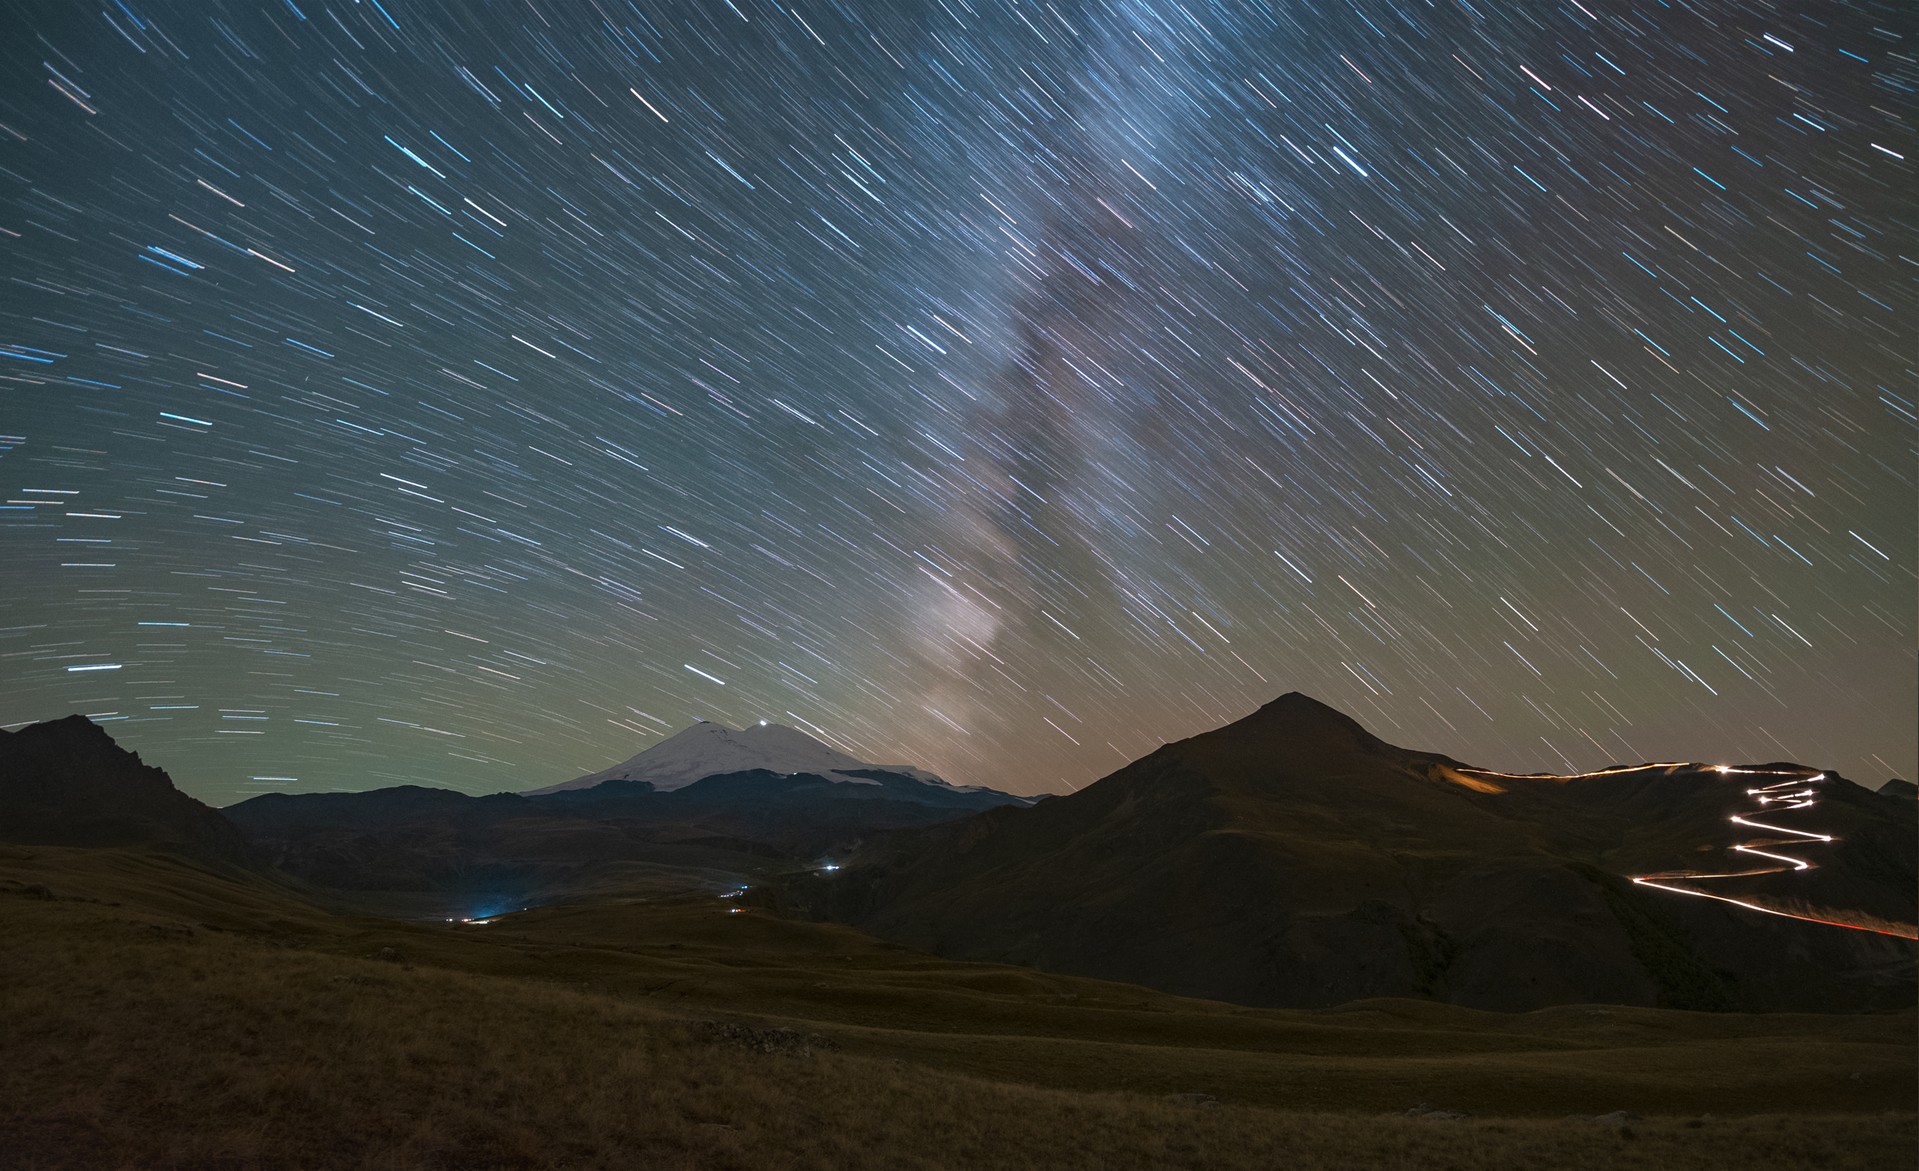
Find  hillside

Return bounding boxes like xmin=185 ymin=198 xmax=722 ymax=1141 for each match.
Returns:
xmin=226 ymin=766 xmax=1024 ymax=907
xmin=2 ymin=844 xmax=1912 ymax=1170
xmin=0 ymin=715 xmax=1017 ymax=912
xmin=796 ymin=694 xmax=1916 ymax=1012
xmin=0 ymin=715 xmax=253 ymax=866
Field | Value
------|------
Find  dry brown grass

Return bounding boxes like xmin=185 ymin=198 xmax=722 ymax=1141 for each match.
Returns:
xmin=1 ymin=847 xmax=1912 ymax=1170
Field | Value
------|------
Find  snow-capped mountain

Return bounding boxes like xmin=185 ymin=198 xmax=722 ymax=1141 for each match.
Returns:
xmin=524 ymin=720 xmax=986 ymax=796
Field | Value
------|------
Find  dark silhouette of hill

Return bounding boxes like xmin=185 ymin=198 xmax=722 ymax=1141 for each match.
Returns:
xmin=225 ymin=767 xmax=1025 ymax=897
xmin=0 ymin=716 xmax=252 ymax=866
xmin=0 ymin=715 xmax=1022 ymax=910
xmin=795 ymin=693 xmax=1916 ymax=1013
xmin=13 ymin=704 xmax=1912 ymax=1016
xmin=7 ymin=844 xmax=1914 ymax=1170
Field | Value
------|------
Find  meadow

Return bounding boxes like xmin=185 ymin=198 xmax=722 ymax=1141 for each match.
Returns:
xmin=2 ymin=845 xmax=1911 ymax=1170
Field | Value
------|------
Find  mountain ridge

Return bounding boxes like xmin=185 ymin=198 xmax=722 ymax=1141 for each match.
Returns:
xmin=8 ymin=701 xmax=1911 ymax=1016
xmin=525 ymin=719 xmax=1007 ymax=798
xmin=0 ymin=715 xmax=254 ymax=866
xmin=790 ymin=691 xmax=1916 ymax=1013
xmin=0 ymin=715 xmax=1025 ymax=909
xmin=225 ymin=763 xmax=1029 ymax=900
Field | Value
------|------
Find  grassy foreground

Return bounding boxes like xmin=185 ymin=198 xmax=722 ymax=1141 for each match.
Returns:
xmin=2 ymin=846 xmax=1912 ymax=1170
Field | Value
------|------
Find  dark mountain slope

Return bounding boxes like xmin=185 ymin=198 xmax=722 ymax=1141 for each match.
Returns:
xmin=225 ymin=768 xmax=1024 ymax=896
xmin=801 ymin=694 xmax=1915 ymax=1013
xmin=0 ymin=716 xmax=252 ymax=866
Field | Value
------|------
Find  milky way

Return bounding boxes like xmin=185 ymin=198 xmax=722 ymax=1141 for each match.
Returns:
xmin=1 ymin=0 xmax=1912 ymax=802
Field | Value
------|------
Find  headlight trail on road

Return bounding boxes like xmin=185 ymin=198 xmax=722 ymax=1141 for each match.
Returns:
xmin=1447 ymin=762 xmax=1918 ymax=941
xmin=1623 ymin=770 xmax=1919 ymax=940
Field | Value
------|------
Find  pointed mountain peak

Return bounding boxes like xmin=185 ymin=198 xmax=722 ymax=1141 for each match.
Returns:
xmin=1128 ymin=691 xmax=1403 ymax=789
xmin=11 ymin=712 xmax=121 ymax=747
xmin=0 ymin=715 xmax=252 ymax=863
xmin=1260 ymin=690 xmax=1351 ymax=717
xmin=1245 ymin=692 xmax=1377 ymax=742
xmin=6 ymin=714 xmax=157 ymax=778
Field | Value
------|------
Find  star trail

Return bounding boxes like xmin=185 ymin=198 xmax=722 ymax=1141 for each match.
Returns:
xmin=1 ymin=0 xmax=1912 ymax=803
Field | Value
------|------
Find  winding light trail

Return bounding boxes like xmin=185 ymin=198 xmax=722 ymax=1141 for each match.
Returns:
xmin=1451 ymin=763 xmax=1919 ymax=941
xmin=1452 ymin=762 xmax=1697 ymax=782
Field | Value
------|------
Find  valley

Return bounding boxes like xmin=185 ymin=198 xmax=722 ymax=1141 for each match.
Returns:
xmin=2 ymin=844 xmax=1912 ymax=1170
xmin=3 ymin=696 xmax=1912 ymax=1169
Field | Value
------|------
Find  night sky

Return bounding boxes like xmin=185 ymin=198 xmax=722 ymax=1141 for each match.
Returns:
xmin=1 ymin=0 xmax=1912 ymax=804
